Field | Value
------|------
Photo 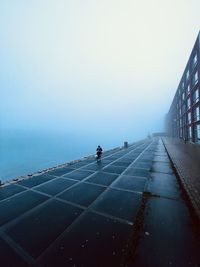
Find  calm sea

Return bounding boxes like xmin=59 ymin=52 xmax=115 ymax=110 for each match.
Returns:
xmin=0 ymin=129 xmax=124 ymax=182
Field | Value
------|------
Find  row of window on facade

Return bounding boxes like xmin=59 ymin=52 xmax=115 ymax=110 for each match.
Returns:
xmin=185 ymin=53 xmax=198 ymax=80
xmin=178 ymin=69 xmax=198 ymax=97
xmin=180 ymin=74 xmax=199 ymax=101
xmin=177 ymin=88 xmax=199 ymax=115
xmin=178 ymin=105 xmax=200 ymax=127
xmin=179 ymin=53 xmax=198 ymax=90
xmin=179 ymin=124 xmax=200 ymax=144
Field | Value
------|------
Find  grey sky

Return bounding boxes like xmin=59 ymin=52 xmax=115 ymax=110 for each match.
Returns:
xmin=1 ymin=0 xmax=200 ymax=141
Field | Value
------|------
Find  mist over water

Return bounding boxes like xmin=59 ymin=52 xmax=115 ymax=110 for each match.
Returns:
xmin=0 ymin=128 xmax=142 ymax=181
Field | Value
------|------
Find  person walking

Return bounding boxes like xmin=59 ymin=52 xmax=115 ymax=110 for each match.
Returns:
xmin=96 ymin=145 xmax=103 ymax=162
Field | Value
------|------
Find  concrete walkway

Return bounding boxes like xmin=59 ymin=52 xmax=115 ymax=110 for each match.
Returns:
xmin=163 ymin=137 xmax=200 ymax=221
xmin=0 ymin=138 xmax=200 ymax=266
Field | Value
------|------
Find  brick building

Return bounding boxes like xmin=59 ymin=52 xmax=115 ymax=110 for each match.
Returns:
xmin=166 ymin=32 xmax=200 ymax=144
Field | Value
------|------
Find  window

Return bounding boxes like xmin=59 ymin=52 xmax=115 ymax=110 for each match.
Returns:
xmin=193 ymin=53 xmax=198 ymax=67
xmin=188 ymin=126 xmax=192 ymax=140
xmin=193 ymin=89 xmax=199 ymax=104
xmin=186 ymin=70 xmax=190 ymax=80
xmin=187 ymin=98 xmax=191 ymax=109
xmin=194 ymin=124 xmax=200 ymax=144
xmin=182 ymin=92 xmax=185 ymax=101
xmin=179 ymin=88 xmax=181 ymax=95
xmin=188 ymin=112 xmax=191 ymax=124
xmin=187 ymin=84 xmax=190 ymax=95
xmin=194 ymin=106 xmax=200 ymax=121
xmin=180 ymin=128 xmax=183 ymax=138
xmin=179 ymin=108 xmax=182 ymax=116
xmin=180 ymin=119 xmax=182 ymax=127
xmin=182 ymin=104 xmax=186 ymax=114
xmin=182 ymin=82 xmax=185 ymax=90
xmin=184 ymin=115 xmax=187 ymax=126
xmin=192 ymin=71 xmax=198 ymax=86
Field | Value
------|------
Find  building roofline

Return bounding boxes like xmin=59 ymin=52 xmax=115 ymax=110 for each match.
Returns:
xmin=167 ymin=31 xmax=200 ymax=115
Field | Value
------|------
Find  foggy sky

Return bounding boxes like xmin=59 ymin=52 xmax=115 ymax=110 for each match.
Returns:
xmin=1 ymin=0 xmax=200 ymax=141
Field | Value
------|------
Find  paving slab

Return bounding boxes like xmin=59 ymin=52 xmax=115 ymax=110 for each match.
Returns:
xmin=63 ymin=170 xmax=95 ymax=181
xmin=85 ymin=171 xmax=119 ymax=186
xmin=39 ymin=211 xmax=132 ymax=267
xmin=91 ymin=188 xmax=142 ymax=222
xmin=47 ymin=167 xmax=75 ymax=176
xmin=147 ymin=172 xmax=182 ymax=199
xmin=0 ymin=184 xmax=26 ymax=201
xmin=154 ymin=152 xmax=168 ymax=156
xmin=153 ymin=155 xmax=170 ymax=163
xmin=81 ymin=162 xmax=108 ymax=171
xmin=69 ymin=161 xmax=91 ymax=168
xmin=122 ymin=155 xmax=138 ymax=161
xmin=151 ymin=161 xmax=174 ymax=174
xmin=0 ymin=237 xmax=29 ymax=267
xmin=69 ymin=159 xmax=95 ymax=169
xmin=17 ymin=174 xmax=54 ymax=188
xmin=57 ymin=182 xmax=106 ymax=207
xmin=0 ymin=191 xmax=48 ymax=226
xmin=116 ymin=158 xmax=134 ymax=164
xmin=124 ymin=167 xmax=151 ymax=178
xmin=131 ymin=161 xmax=152 ymax=170
xmin=34 ymin=178 xmax=78 ymax=196
xmin=100 ymin=159 xmax=114 ymax=164
xmin=103 ymin=165 xmax=127 ymax=175
xmin=6 ymin=200 xmax=83 ymax=258
xmin=111 ymin=175 xmax=147 ymax=193
xmin=106 ymin=155 xmax=122 ymax=160
xmin=133 ymin=197 xmax=200 ymax=267
xmin=139 ymin=154 xmax=154 ymax=161
xmin=111 ymin=161 xmax=132 ymax=167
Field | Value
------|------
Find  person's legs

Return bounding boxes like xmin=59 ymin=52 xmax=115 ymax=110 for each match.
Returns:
xmin=96 ymin=151 xmax=101 ymax=162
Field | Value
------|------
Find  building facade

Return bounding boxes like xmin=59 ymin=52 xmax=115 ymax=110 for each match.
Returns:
xmin=166 ymin=32 xmax=200 ymax=144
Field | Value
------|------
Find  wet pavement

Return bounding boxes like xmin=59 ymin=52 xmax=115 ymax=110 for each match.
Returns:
xmin=163 ymin=137 xmax=200 ymax=221
xmin=0 ymin=138 xmax=200 ymax=266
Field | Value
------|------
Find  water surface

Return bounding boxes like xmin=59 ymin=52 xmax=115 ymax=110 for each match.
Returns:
xmin=0 ymin=129 xmax=128 ymax=182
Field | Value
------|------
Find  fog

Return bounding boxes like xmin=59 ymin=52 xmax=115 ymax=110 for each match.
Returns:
xmin=1 ymin=0 xmax=200 ymax=144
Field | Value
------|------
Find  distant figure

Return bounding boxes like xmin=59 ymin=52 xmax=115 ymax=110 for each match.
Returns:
xmin=96 ymin=145 xmax=103 ymax=162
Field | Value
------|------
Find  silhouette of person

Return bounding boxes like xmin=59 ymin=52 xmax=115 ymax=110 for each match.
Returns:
xmin=96 ymin=145 xmax=103 ymax=161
